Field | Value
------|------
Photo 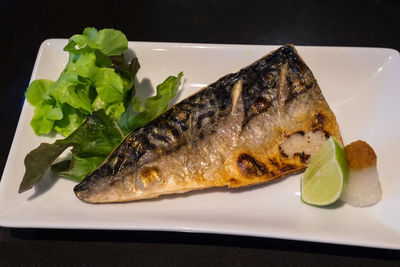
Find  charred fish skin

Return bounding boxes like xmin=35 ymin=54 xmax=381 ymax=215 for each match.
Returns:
xmin=74 ymin=45 xmax=342 ymax=203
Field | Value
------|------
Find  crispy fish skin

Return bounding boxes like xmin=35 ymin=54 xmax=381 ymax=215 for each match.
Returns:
xmin=74 ymin=45 xmax=342 ymax=203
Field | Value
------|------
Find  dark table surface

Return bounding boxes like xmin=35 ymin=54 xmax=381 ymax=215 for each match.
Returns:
xmin=1 ymin=0 xmax=399 ymax=266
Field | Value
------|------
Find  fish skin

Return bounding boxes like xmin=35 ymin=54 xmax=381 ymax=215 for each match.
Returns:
xmin=74 ymin=44 xmax=342 ymax=203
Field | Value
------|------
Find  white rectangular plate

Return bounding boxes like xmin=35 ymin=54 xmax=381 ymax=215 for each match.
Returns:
xmin=1 ymin=40 xmax=400 ymax=249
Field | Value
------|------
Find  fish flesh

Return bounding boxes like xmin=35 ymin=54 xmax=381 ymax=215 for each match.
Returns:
xmin=75 ymin=45 xmax=342 ymax=203
xmin=74 ymin=44 xmax=342 ymax=203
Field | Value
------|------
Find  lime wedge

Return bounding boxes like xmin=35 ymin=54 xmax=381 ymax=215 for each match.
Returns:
xmin=301 ymin=136 xmax=349 ymax=206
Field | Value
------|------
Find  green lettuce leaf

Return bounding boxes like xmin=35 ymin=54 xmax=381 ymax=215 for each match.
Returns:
xmin=118 ymin=72 xmax=183 ymax=134
xmin=19 ymin=110 xmax=124 ymax=193
xmin=65 ymin=27 xmax=128 ymax=56
xmin=25 ymin=79 xmax=58 ymax=135
xmin=53 ymin=104 xmax=86 ymax=137
xmin=25 ymin=27 xmax=133 ymax=137
xmin=51 ymin=155 xmax=105 ymax=182
xmin=19 ymin=142 xmax=71 ymax=193
xmin=25 ymin=79 xmax=54 ymax=105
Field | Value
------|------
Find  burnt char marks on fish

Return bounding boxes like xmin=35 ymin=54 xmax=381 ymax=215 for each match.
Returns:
xmin=284 ymin=63 xmax=316 ymax=105
xmin=281 ymin=48 xmax=317 ymax=106
xmin=171 ymin=106 xmax=190 ymax=131
xmin=147 ymin=76 xmax=235 ymax=142
xmin=237 ymin=153 xmax=268 ymax=177
xmin=149 ymin=132 xmax=170 ymax=144
xmin=213 ymin=73 xmax=240 ymax=111
xmin=139 ymin=120 xmax=184 ymax=158
xmin=294 ymin=152 xmax=311 ymax=163
xmin=237 ymin=45 xmax=317 ymax=125
xmin=239 ymin=57 xmax=279 ymax=125
xmin=269 ymin=158 xmax=281 ymax=169
xmin=311 ymin=113 xmax=332 ymax=139
xmin=115 ymin=132 xmax=151 ymax=168
xmin=280 ymin=163 xmax=298 ymax=173
xmin=312 ymin=113 xmax=325 ymax=130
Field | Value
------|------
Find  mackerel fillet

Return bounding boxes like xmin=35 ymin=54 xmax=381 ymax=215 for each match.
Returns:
xmin=74 ymin=45 xmax=342 ymax=203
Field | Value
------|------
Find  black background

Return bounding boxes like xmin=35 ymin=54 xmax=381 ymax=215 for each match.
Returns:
xmin=1 ymin=0 xmax=399 ymax=265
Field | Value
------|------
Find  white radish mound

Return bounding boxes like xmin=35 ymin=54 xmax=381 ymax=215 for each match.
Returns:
xmin=340 ymin=167 xmax=382 ymax=207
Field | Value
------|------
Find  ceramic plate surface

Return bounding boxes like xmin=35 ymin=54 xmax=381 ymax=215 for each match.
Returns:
xmin=1 ymin=40 xmax=399 ymax=249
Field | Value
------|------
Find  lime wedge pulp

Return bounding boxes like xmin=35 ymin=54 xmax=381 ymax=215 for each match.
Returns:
xmin=301 ymin=136 xmax=349 ymax=206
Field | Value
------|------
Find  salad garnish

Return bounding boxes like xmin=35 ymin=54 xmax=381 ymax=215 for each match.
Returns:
xmin=19 ymin=27 xmax=182 ymax=193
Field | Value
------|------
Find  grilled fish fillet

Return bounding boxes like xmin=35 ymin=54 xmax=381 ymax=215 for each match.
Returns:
xmin=74 ymin=44 xmax=342 ymax=203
